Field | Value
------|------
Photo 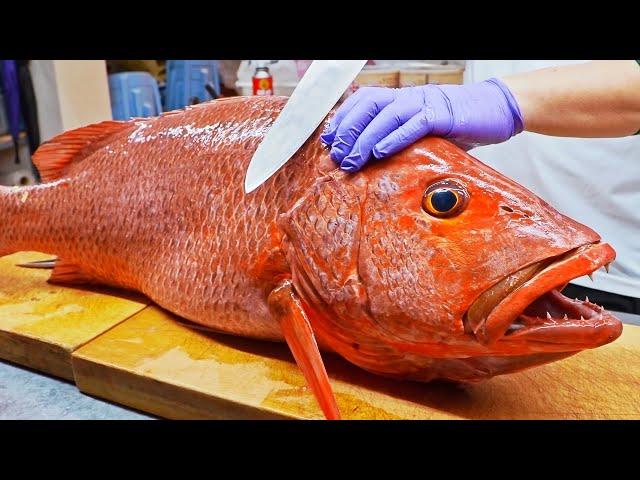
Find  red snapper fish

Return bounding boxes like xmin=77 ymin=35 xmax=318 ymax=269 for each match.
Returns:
xmin=0 ymin=97 xmax=622 ymax=419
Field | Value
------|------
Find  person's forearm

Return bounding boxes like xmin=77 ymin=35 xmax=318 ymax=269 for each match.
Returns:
xmin=502 ymin=60 xmax=640 ymax=137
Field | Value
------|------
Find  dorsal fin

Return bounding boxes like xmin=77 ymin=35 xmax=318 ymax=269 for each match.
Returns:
xmin=32 ymin=120 xmax=134 ymax=182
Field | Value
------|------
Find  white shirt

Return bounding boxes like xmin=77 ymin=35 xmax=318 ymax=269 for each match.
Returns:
xmin=465 ymin=60 xmax=640 ymax=299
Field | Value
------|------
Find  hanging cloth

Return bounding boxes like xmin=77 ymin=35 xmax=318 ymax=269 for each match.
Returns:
xmin=0 ymin=60 xmax=22 ymax=163
xmin=17 ymin=60 xmax=40 ymax=156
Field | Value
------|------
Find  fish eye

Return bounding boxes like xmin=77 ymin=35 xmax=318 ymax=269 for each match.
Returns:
xmin=422 ymin=180 xmax=468 ymax=218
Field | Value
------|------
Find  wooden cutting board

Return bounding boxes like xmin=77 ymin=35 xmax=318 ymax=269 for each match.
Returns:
xmin=0 ymin=252 xmax=149 ymax=380
xmin=72 ymin=305 xmax=640 ymax=420
xmin=1 ymin=252 xmax=638 ymax=419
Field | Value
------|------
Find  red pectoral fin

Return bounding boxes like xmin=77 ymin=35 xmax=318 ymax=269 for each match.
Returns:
xmin=268 ymin=280 xmax=341 ymax=420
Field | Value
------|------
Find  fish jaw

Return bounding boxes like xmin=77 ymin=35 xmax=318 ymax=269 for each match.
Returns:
xmin=466 ymin=241 xmax=622 ymax=351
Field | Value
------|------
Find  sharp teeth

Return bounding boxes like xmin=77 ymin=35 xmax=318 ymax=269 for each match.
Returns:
xmin=508 ymin=324 xmax=525 ymax=333
xmin=580 ymin=315 xmax=584 ymax=321
xmin=588 ymin=273 xmax=594 ymax=281
xmin=547 ymin=312 xmax=552 ymax=320
xmin=585 ymin=296 xmax=590 ymax=304
xmin=605 ymin=263 xmax=610 ymax=273
xmin=563 ymin=314 xmax=568 ymax=321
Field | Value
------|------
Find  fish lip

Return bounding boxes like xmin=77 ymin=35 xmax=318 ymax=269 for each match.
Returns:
xmin=466 ymin=242 xmax=622 ymax=347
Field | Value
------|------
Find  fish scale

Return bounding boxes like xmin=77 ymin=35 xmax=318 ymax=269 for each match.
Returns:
xmin=0 ymin=96 xmax=623 ymax=420
xmin=1 ymin=97 xmax=326 ymax=341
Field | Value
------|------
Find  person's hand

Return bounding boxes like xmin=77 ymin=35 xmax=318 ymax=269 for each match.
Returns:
xmin=320 ymin=78 xmax=524 ymax=172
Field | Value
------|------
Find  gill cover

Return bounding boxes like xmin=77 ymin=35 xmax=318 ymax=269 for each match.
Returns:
xmin=278 ymin=174 xmax=368 ymax=324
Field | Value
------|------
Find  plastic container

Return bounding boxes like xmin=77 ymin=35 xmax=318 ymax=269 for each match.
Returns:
xmin=164 ymin=60 xmax=221 ymax=111
xmin=251 ymin=63 xmax=274 ymax=96
xmin=235 ymin=81 xmax=297 ymax=97
xmin=294 ymin=60 xmax=313 ymax=79
xmin=399 ymin=63 xmax=464 ymax=87
xmin=108 ymin=72 xmax=163 ymax=120
xmin=235 ymin=60 xmax=299 ymax=96
xmin=340 ymin=66 xmax=400 ymax=100
xmin=353 ymin=66 xmax=400 ymax=88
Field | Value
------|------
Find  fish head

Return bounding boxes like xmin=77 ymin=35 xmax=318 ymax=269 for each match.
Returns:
xmin=281 ymin=137 xmax=622 ymax=380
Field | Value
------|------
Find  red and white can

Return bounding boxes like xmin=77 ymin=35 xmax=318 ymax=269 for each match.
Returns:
xmin=252 ymin=65 xmax=274 ymax=96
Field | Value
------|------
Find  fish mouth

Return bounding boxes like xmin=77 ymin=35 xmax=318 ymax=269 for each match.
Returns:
xmin=465 ymin=242 xmax=623 ymax=349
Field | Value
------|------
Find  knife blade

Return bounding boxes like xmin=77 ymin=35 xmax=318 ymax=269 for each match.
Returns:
xmin=244 ymin=60 xmax=367 ymax=193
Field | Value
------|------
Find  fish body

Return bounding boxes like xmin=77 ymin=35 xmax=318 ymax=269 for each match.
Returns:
xmin=3 ymin=97 xmax=321 ymax=339
xmin=0 ymin=96 xmax=622 ymax=419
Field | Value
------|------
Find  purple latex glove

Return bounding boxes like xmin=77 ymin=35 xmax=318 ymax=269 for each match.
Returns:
xmin=320 ymin=78 xmax=524 ymax=172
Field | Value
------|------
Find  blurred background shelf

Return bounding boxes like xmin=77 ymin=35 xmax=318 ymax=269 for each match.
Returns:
xmin=0 ymin=132 xmax=26 ymax=150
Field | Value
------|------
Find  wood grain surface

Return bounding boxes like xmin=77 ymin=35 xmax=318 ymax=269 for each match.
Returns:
xmin=1 ymin=251 xmax=637 ymax=419
xmin=0 ymin=252 xmax=149 ymax=379
xmin=72 ymin=305 xmax=640 ymax=419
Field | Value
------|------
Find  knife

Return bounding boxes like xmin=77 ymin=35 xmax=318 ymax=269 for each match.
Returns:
xmin=244 ymin=60 xmax=367 ymax=194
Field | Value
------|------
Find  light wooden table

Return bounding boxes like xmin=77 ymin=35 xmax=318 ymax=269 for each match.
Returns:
xmin=0 ymin=252 xmax=148 ymax=379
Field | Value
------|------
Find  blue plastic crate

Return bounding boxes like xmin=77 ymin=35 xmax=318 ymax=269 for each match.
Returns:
xmin=108 ymin=72 xmax=163 ymax=121
xmin=164 ymin=60 xmax=221 ymax=111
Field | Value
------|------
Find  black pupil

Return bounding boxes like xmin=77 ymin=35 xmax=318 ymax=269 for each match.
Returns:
xmin=431 ymin=189 xmax=457 ymax=212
